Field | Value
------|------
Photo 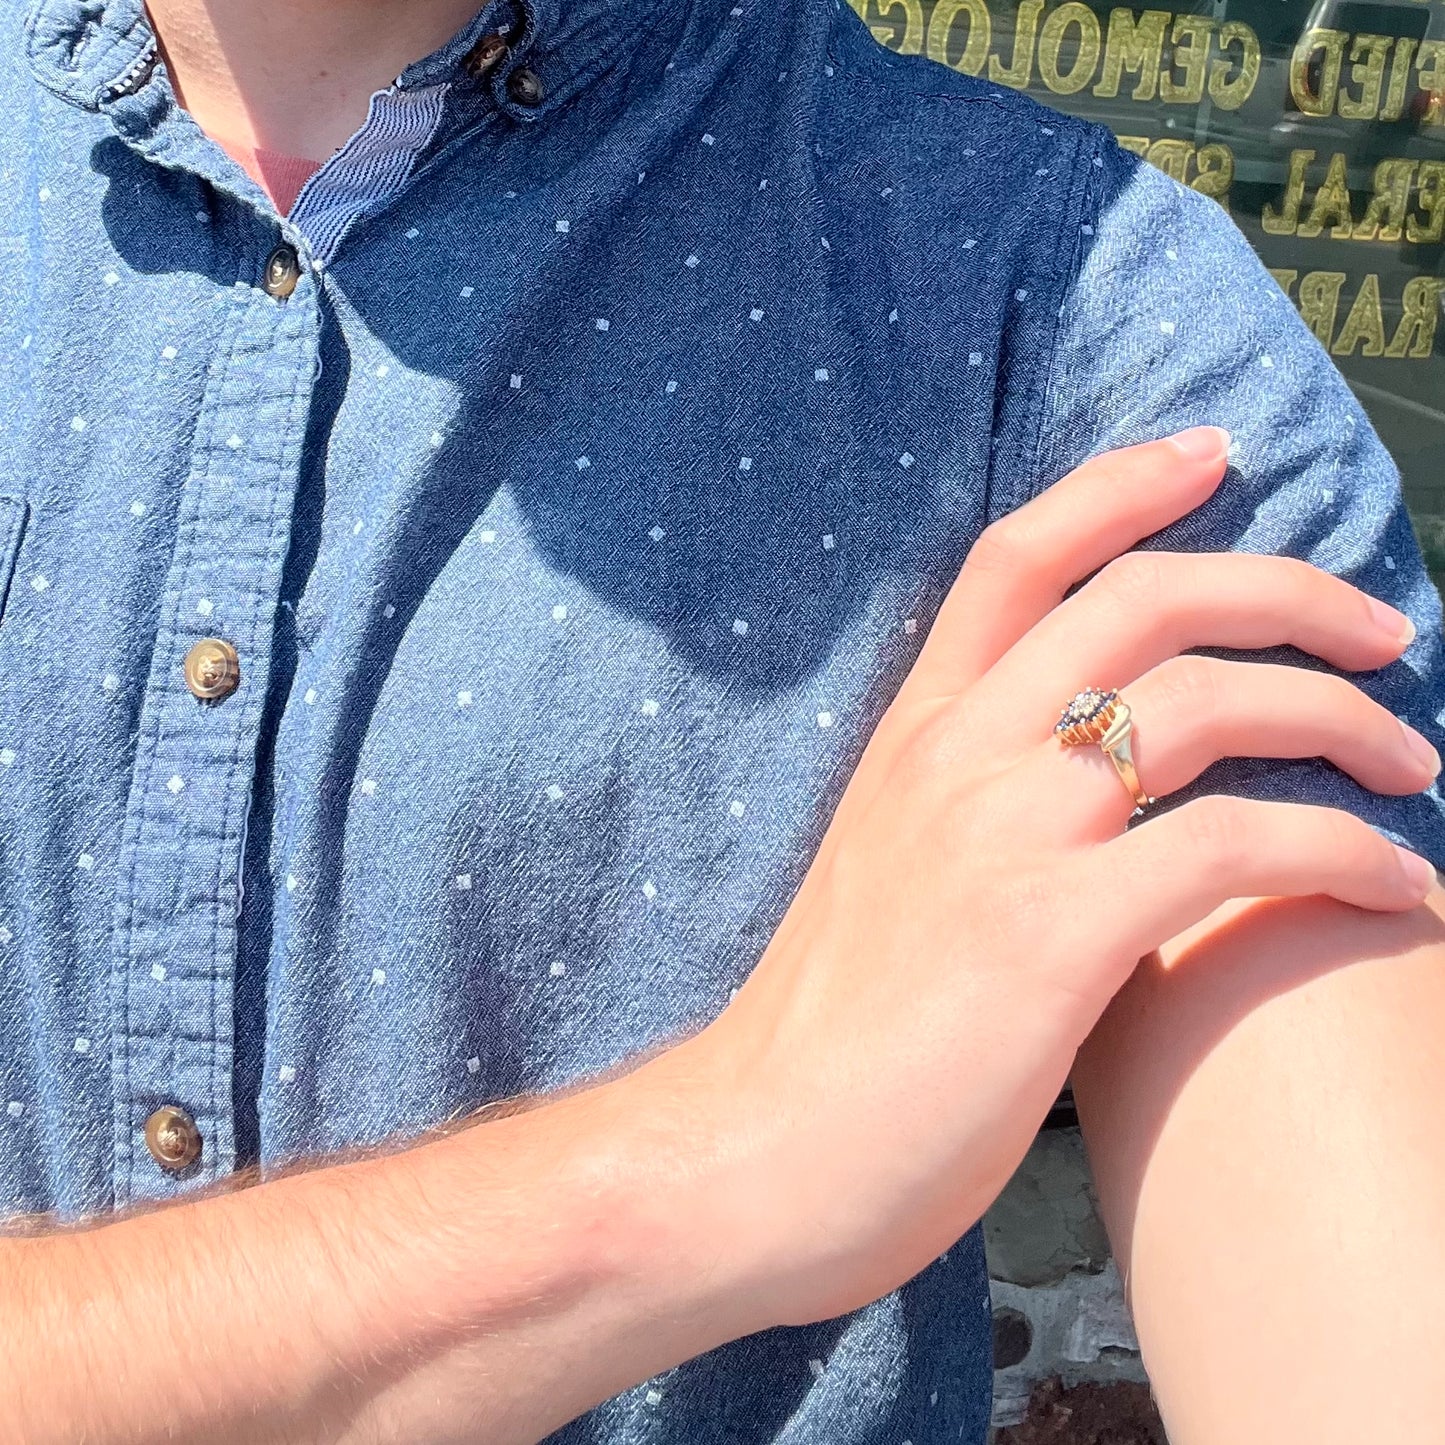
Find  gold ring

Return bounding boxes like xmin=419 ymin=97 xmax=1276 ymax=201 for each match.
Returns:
xmin=1054 ymin=687 xmax=1155 ymax=816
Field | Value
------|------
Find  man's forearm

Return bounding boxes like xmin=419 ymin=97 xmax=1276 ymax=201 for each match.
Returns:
xmin=2 ymin=1045 xmax=757 ymax=1445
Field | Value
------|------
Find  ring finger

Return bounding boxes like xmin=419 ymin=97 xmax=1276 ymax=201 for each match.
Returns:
xmin=1028 ymin=656 xmax=1440 ymax=834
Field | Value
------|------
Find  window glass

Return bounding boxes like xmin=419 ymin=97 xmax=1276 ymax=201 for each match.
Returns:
xmin=851 ymin=0 xmax=1445 ymax=580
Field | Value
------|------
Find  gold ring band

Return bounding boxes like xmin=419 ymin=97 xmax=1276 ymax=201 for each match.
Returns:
xmin=1054 ymin=687 xmax=1155 ymax=816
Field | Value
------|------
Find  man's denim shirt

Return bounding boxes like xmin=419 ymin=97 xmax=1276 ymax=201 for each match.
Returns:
xmin=6 ymin=0 xmax=1445 ymax=1438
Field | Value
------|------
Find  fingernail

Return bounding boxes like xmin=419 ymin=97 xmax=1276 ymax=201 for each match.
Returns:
xmin=1394 ymin=844 xmax=1436 ymax=897
xmin=1169 ymin=426 xmax=1231 ymax=462
xmin=1368 ymin=595 xmax=1415 ymax=646
xmin=1400 ymin=719 xmax=1441 ymax=778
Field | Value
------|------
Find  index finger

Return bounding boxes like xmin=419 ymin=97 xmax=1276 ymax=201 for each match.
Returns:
xmin=905 ymin=427 xmax=1231 ymax=701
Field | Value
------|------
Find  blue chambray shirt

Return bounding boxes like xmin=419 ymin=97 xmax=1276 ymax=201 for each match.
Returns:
xmin=6 ymin=0 xmax=1445 ymax=1439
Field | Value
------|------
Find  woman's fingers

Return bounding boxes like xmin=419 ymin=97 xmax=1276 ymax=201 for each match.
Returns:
xmin=905 ymin=429 xmax=1231 ymax=700
xmin=976 ymin=550 xmax=1414 ymax=731
xmin=1073 ymin=797 xmax=1437 ymax=975
xmin=1030 ymin=657 xmax=1440 ymax=835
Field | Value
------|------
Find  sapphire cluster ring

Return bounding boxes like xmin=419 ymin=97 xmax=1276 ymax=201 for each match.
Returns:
xmin=1054 ymin=687 xmax=1155 ymax=816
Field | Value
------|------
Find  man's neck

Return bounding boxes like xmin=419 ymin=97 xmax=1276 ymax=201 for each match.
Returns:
xmin=145 ymin=0 xmax=486 ymax=160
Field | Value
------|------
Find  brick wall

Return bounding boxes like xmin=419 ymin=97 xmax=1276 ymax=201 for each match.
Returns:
xmin=984 ymin=1128 xmax=1154 ymax=1433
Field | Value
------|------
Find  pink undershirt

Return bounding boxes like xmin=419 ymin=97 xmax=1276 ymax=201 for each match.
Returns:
xmin=213 ymin=136 xmax=324 ymax=216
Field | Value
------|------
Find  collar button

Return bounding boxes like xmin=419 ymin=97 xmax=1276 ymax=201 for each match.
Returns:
xmin=507 ymin=66 xmax=545 ymax=107
xmin=463 ymin=33 xmax=509 ymax=78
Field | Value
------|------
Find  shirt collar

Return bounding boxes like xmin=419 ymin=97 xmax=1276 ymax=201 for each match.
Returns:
xmin=24 ymin=0 xmax=669 ymax=116
xmin=25 ymin=0 xmax=157 ymax=109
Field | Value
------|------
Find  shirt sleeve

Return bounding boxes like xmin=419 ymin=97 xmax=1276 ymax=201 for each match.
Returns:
xmin=1030 ymin=130 xmax=1445 ymax=867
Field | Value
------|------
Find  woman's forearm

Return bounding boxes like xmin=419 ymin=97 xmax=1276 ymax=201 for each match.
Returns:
xmin=1075 ymin=887 xmax=1445 ymax=1444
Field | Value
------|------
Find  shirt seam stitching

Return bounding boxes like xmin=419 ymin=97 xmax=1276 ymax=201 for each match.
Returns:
xmin=1020 ymin=127 xmax=1104 ymax=512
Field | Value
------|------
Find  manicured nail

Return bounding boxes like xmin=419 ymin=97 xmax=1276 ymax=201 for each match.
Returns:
xmin=1368 ymin=595 xmax=1415 ymax=646
xmin=1169 ymin=426 xmax=1231 ymax=462
xmin=1400 ymin=719 xmax=1441 ymax=778
xmin=1394 ymin=844 xmax=1437 ymax=897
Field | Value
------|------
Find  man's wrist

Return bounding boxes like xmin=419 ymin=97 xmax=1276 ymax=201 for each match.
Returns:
xmin=2 ymin=1039 xmax=774 ymax=1445
xmin=359 ymin=1038 xmax=775 ymax=1439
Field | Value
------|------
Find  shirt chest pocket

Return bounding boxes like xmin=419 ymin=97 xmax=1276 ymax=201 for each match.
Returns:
xmin=0 ymin=498 xmax=27 ymax=626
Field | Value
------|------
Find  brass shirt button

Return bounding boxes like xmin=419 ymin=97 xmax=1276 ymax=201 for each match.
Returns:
xmin=184 ymin=638 xmax=240 ymax=701
xmin=263 ymin=243 xmax=301 ymax=299
xmin=463 ymin=32 xmax=509 ymax=78
xmin=143 ymin=1105 xmax=202 ymax=1171
xmin=507 ymin=66 xmax=545 ymax=106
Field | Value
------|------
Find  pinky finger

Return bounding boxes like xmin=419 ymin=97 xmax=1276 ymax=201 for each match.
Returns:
xmin=1081 ymin=796 xmax=1439 ymax=967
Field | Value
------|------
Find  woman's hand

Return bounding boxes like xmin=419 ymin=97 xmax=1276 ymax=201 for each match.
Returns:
xmin=669 ymin=425 xmax=1437 ymax=1332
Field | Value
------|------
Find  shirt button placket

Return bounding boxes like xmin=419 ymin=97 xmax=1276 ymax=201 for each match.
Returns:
xmin=110 ymin=233 xmax=322 ymax=1207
